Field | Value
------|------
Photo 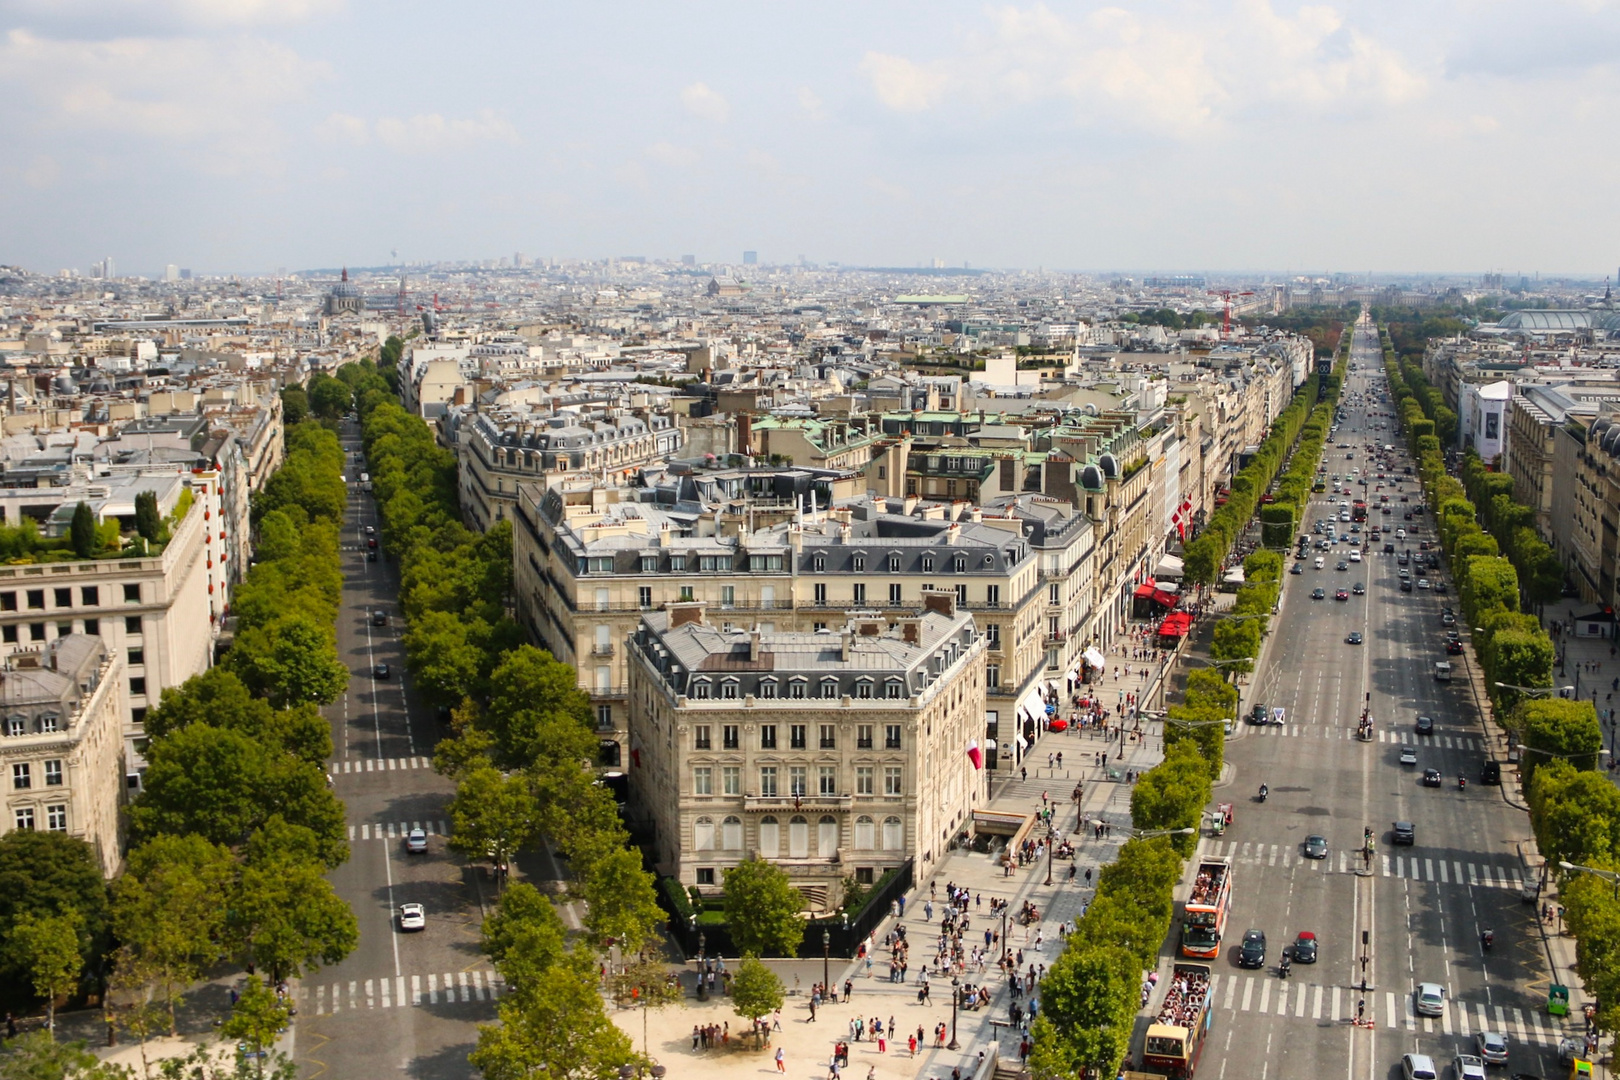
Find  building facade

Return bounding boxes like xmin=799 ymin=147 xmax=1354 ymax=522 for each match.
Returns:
xmin=625 ymin=600 xmax=986 ymax=898
xmin=0 ymin=635 xmax=128 ymax=873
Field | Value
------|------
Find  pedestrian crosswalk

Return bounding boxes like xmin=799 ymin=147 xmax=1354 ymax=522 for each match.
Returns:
xmin=306 ymin=971 xmax=505 ymax=1014
xmin=332 ymin=756 xmax=431 ymax=774
xmin=1247 ymin=725 xmax=1481 ymax=750
xmin=1197 ymin=840 xmax=1524 ymax=889
xmin=1208 ymin=973 xmax=1563 ymax=1044
xmin=348 ymin=821 xmax=449 ymax=841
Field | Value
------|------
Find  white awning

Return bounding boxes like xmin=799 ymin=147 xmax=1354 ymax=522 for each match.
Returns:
xmin=1155 ymin=554 xmax=1186 ymax=579
xmin=1082 ymin=647 xmax=1107 ymax=669
xmin=1018 ymin=683 xmax=1046 ymax=721
xmin=1223 ymin=567 xmax=1246 ymax=583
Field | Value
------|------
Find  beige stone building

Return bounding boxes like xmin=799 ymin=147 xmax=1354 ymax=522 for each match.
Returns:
xmin=625 ymin=600 xmax=986 ymax=896
xmin=0 ymin=635 xmax=128 ymax=873
xmin=513 ymin=479 xmax=1043 ymax=772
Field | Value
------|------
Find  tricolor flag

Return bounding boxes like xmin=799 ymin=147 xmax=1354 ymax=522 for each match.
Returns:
xmin=966 ymin=738 xmax=983 ymax=770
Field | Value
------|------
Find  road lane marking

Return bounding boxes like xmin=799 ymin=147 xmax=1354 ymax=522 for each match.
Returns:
xmin=348 ymin=826 xmax=355 ymax=841
xmin=1425 ymin=858 xmax=1435 ymax=881
xmin=1439 ymin=862 xmax=1448 ymax=885
xmin=316 ymin=985 xmax=326 ymax=1015
xmin=1223 ymin=974 xmax=1238 ymax=1010
xmin=365 ymin=978 xmax=375 ymax=1009
xmin=1339 ymin=851 xmax=1348 ymax=874
xmin=1404 ymin=993 xmax=1415 ymax=1030
xmin=348 ymin=981 xmax=356 ymax=1011
xmin=1312 ymin=985 xmax=1323 ymax=1019
xmin=411 ymin=975 xmax=421 ymax=1005
xmin=1530 ymin=1011 xmax=1548 ymax=1045
xmin=1241 ymin=978 xmax=1254 ymax=1012
xmin=396 ymin=976 xmax=406 ymax=1006
xmin=1468 ymin=864 xmax=1479 ymax=886
xmin=428 ymin=973 xmax=438 ymax=1004
xmin=1382 ymin=855 xmax=1391 ymax=876
xmin=1268 ymin=845 xmax=1278 ymax=867
xmin=1258 ymin=980 xmax=1271 ymax=1014
xmin=1454 ymin=861 xmax=1463 ymax=884
xmin=458 ymin=971 xmax=470 ymax=1002
xmin=381 ymin=978 xmax=391 ymax=1008
xmin=1494 ymin=1005 xmax=1507 ymax=1033
xmin=1333 ymin=986 xmax=1341 ymax=1022
xmin=1441 ymin=1002 xmax=1452 ymax=1035
xmin=1457 ymin=1000 xmax=1469 ymax=1036
xmin=1510 ymin=1007 xmax=1528 ymax=1044
xmin=1294 ymin=983 xmax=1306 ymax=1017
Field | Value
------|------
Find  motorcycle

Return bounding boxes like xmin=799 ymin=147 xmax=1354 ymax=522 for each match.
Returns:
xmin=1481 ymin=929 xmax=1494 ymax=951
xmin=1279 ymin=955 xmax=1292 ymax=979
xmin=1258 ymin=784 xmax=1269 ymax=804
xmin=1458 ymin=774 xmax=1467 ymax=791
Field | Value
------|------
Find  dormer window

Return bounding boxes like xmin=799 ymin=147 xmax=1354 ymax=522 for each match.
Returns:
xmin=690 ymin=678 xmax=711 ymax=700
xmin=759 ymin=678 xmax=778 ymax=699
xmin=720 ymin=678 xmax=740 ymax=700
xmin=813 ymin=555 xmax=826 ymax=572
xmin=921 ymin=555 xmax=934 ymax=573
xmin=854 ymin=677 xmax=873 ymax=700
xmin=819 ymin=678 xmax=840 ymax=699
xmin=788 ymin=677 xmax=808 ymax=699
xmin=670 ymin=556 xmax=686 ymax=571
xmin=885 ymin=679 xmax=905 ymax=699
xmin=852 ymin=553 xmax=866 ymax=572
xmin=887 ymin=553 xmax=901 ymax=572
xmin=953 ymin=555 xmax=966 ymax=573
xmin=983 ymin=554 xmax=994 ymax=567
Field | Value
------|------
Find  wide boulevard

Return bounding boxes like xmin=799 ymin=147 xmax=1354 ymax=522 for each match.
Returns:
xmin=1193 ymin=317 xmax=1559 ymax=1080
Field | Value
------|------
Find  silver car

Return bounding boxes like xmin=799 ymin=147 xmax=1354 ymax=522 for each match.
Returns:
xmin=1475 ymin=1030 xmax=1508 ymax=1064
xmin=1451 ymin=1055 xmax=1486 ymax=1080
xmin=1415 ymin=982 xmax=1445 ymax=1017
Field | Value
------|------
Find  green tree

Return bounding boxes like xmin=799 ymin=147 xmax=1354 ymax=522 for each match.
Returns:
xmin=279 ymin=386 xmax=309 ymax=426
xmin=402 ymin=610 xmax=484 ymax=709
xmin=1129 ymin=742 xmax=1212 ymax=855
xmin=144 ymin=668 xmax=331 ymax=767
xmin=0 ymin=831 xmax=108 ymax=989
xmin=730 ymin=955 xmax=785 ymax=1044
xmin=577 ymin=847 xmax=663 ymax=955
xmin=227 ymin=613 xmax=349 ymax=708
xmin=1529 ymin=759 xmax=1620 ymax=873
xmin=723 ymin=859 xmax=805 ymax=958
xmin=482 ymin=646 xmax=596 ymax=771
xmin=220 ymin=977 xmax=290 ymax=1079
xmin=68 ymin=502 xmax=96 ymax=559
xmin=134 ymin=491 xmax=162 ymax=544
xmin=10 ymin=910 xmax=84 ymax=1033
xmin=447 ymin=766 xmax=540 ymax=888
xmin=111 ymin=834 xmax=234 ymax=1034
xmin=481 ymin=881 xmax=567 ymax=985
xmin=306 ymin=374 xmax=353 ymax=420
xmin=470 ymin=950 xmax=636 ymax=1080
xmin=0 ymin=1031 xmax=126 ymax=1079
xmin=225 ymin=856 xmax=357 ymax=984
xmin=1027 ymin=944 xmax=1138 ymax=1079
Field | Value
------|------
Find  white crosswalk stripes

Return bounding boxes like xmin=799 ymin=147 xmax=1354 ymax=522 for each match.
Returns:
xmin=1200 ymin=840 xmax=1525 ymax=888
xmin=349 ymin=820 xmax=450 ymax=841
xmin=1206 ymin=982 xmax=1564 ymax=1045
xmin=335 ymin=757 xmax=431 ymax=774
xmin=310 ymin=970 xmax=505 ymax=1013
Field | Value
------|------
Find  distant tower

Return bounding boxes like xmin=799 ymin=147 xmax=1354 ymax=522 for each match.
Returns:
xmin=325 ymin=267 xmax=363 ymax=316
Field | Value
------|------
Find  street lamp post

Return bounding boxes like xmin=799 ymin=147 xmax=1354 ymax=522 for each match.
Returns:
xmin=822 ymin=928 xmax=830 ymax=1002
xmin=1560 ymin=860 xmax=1620 ymax=901
xmin=1000 ymin=908 xmax=1009 ymax=967
xmin=948 ymin=976 xmax=960 ymax=1050
xmin=1045 ymin=825 xmax=1056 ymax=886
xmin=1129 ymin=826 xmax=1197 ymax=841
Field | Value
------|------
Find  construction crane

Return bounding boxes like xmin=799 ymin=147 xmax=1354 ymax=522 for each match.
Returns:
xmin=1208 ymin=289 xmax=1255 ymax=338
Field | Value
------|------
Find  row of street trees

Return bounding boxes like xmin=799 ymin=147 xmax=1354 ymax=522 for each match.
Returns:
xmin=349 ymin=357 xmax=670 ymax=1076
xmin=1381 ymin=330 xmax=1620 ymax=1038
xmin=1033 ymin=338 xmax=1357 ymax=1077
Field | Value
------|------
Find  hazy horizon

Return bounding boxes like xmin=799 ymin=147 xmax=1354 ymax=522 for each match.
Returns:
xmin=5 ymin=1 xmax=1618 ymax=279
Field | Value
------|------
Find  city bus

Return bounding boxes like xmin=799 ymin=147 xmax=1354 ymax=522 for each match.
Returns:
xmin=1142 ymin=962 xmax=1215 ymax=1078
xmin=1351 ymin=499 xmax=1367 ymax=522
xmin=1180 ymin=857 xmax=1232 ymax=958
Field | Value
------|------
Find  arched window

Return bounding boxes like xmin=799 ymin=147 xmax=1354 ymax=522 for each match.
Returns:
xmin=854 ymin=815 xmax=876 ymax=849
xmin=759 ymin=816 xmax=780 ymax=858
xmin=817 ymin=815 xmax=838 ymax=857
xmin=882 ymin=816 xmax=903 ymax=851
xmin=722 ymin=815 xmax=743 ymax=850
xmin=789 ymin=815 xmax=810 ymax=859
xmin=694 ymin=816 xmax=715 ymax=851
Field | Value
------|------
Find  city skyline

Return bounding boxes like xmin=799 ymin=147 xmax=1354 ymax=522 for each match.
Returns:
xmin=4 ymin=1 xmax=1620 ymax=276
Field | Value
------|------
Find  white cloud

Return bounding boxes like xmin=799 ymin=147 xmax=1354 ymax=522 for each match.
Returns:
xmin=857 ymin=2 xmax=1429 ymax=136
xmin=373 ymin=110 xmax=518 ymax=151
xmin=680 ymin=81 xmax=731 ymax=123
xmin=0 ymin=0 xmax=344 ymax=31
xmin=317 ymin=112 xmax=368 ymax=145
xmin=860 ymin=52 xmax=948 ymax=112
xmin=797 ymin=86 xmax=827 ymax=121
xmin=0 ymin=28 xmax=327 ymax=172
xmin=646 ymin=140 xmax=699 ymax=169
xmin=21 ymin=154 xmax=58 ymax=190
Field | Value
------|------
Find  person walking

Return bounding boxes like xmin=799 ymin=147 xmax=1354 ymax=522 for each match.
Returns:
xmin=776 ymin=1047 xmax=786 ymax=1073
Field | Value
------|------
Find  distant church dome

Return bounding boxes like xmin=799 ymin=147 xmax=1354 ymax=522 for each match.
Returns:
xmin=325 ymin=267 xmax=363 ymax=316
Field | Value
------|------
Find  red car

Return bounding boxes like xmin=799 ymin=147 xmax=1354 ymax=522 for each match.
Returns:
xmin=1334 ymin=589 xmax=1349 ymax=601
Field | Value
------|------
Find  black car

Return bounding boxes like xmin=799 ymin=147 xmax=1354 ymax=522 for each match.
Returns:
xmin=1482 ymin=760 xmax=1501 ymax=785
xmin=1238 ymin=928 xmax=1267 ymax=968
xmin=1311 ymin=587 xmax=1326 ymax=600
xmin=1303 ymin=835 xmax=1329 ymax=859
xmin=1422 ymin=768 xmax=1442 ymax=787
xmin=1346 ymin=631 xmax=1363 ymax=645
xmin=1416 ymin=715 xmax=1434 ymax=735
xmin=1400 ymin=580 xmax=1413 ymax=592
xmin=367 ymin=549 xmax=377 ymax=562
xmin=1392 ymin=820 xmax=1416 ymax=844
xmin=1433 ymin=581 xmax=1448 ymax=595
xmin=372 ymin=610 xmax=388 ymax=627
xmin=1290 ymin=563 xmax=1304 ymax=575
xmin=1352 ymin=582 xmax=1366 ymax=595
xmin=1336 ymin=561 xmax=1349 ymax=572
xmin=1291 ymin=932 xmax=1318 ymax=964
xmin=373 ymin=663 xmax=391 ymax=680
xmin=1384 ymin=542 xmax=1395 ymax=553
xmin=1446 ymin=640 xmax=1464 ymax=655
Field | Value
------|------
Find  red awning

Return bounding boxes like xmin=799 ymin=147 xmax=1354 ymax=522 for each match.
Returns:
xmin=1156 ymin=612 xmax=1194 ymax=638
xmin=1133 ymin=582 xmax=1180 ymax=608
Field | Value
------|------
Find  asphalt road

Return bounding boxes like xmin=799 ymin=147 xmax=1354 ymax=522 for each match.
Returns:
xmin=1193 ymin=318 xmax=1561 ymax=1080
xmin=290 ymin=419 xmax=486 ymax=1080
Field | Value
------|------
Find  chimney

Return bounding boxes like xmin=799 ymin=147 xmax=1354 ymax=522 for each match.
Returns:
xmin=669 ymin=601 xmax=706 ymax=628
xmin=840 ymin=626 xmax=853 ymax=661
xmin=748 ymin=628 xmax=761 ymax=661
xmin=921 ymin=588 xmax=956 ymax=618
xmin=899 ymin=617 xmax=921 ymax=644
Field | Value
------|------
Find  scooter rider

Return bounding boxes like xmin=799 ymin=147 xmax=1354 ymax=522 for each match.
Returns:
xmin=1258 ymin=783 xmax=1269 ymax=803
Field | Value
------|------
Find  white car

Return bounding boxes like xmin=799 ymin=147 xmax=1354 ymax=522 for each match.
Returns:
xmin=398 ymin=903 xmax=426 ymax=931
xmin=1451 ymin=1055 xmax=1486 ymax=1080
xmin=1475 ymin=1031 xmax=1508 ymax=1064
xmin=1414 ymin=982 xmax=1445 ymax=1017
xmin=1349 ymin=550 xmax=1362 ymax=562
xmin=1401 ymin=1053 xmax=1437 ymax=1080
xmin=1399 ymin=747 xmax=1417 ymax=765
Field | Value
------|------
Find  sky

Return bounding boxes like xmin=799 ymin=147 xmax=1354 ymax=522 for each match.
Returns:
xmin=3 ymin=0 xmax=1619 ymax=278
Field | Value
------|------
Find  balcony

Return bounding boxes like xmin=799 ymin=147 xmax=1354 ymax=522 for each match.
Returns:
xmin=587 ymin=684 xmax=628 ymax=699
xmin=1045 ymin=630 xmax=1068 ymax=645
xmin=591 ymin=643 xmax=616 ymax=658
xmin=742 ymin=793 xmax=854 ymax=811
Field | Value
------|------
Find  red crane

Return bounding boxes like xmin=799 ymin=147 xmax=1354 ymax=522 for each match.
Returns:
xmin=1208 ymin=289 xmax=1255 ymax=338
